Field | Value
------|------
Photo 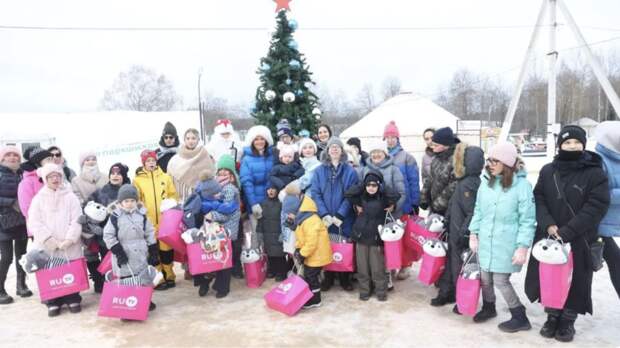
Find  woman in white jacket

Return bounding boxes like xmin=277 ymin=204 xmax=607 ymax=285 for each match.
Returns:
xmin=28 ymin=163 xmax=83 ymax=317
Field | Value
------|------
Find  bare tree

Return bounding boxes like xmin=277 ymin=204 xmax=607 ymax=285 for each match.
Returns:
xmin=381 ymin=76 xmax=402 ymax=101
xmin=101 ymin=65 xmax=181 ymax=111
xmin=355 ymin=83 xmax=376 ymax=116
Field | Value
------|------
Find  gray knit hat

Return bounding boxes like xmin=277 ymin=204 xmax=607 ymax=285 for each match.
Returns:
xmin=117 ymin=184 xmax=138 ymax=202
xmin=326 ymin=137 xmax=344 ymax=151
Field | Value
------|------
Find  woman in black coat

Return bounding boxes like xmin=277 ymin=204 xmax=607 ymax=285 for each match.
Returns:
xmin=525 ymin=126 xmax=610 ymax=343
xmin=0 ymin=146 xmax=32 ymax=304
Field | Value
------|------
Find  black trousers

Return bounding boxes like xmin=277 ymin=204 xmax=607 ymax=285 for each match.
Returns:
xmin=323 ymin=271 xmax=352 ymax=286
xmin=0 ymin=238 xmax=28 ymax=290
xmin=268 ymin=256 xmax=291 ymax=277
xmin=232 ymin=239 xmax=243 ymax=276
xmin=602 ymin=237 xmax=620 ymax=299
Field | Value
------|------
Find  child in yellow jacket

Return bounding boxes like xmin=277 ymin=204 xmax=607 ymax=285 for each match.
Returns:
xmin=293 ymin=195 xmax=332 ymax=309
xmin=134 ymin=150 xmax=178 ymax=290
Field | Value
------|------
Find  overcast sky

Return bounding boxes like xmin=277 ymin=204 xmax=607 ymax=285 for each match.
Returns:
xmin=1 ymin=0 xmax=619 ymax=113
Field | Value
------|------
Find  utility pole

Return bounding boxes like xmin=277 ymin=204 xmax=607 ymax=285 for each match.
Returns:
xmin=499 ymin=0 xmax=620 ymax=159
xmin=198 ymin=69 xmax=205 ymax=140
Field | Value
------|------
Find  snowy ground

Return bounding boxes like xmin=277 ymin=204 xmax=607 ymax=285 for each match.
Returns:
xmin=2 ymin=245 xmax=619 ymax=348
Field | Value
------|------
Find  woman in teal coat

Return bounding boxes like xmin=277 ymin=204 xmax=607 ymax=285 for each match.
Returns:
xmin=469 ymin=142 xmax=536 ymax=333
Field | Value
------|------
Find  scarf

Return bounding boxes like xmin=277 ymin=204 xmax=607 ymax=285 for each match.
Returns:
xmin=81 ymin=164 xmax=102 ymax=183
xmin=157 ymin=146 xmax=177 ymax=160
xmin=168 ymin=145 xmax=215 ymax=201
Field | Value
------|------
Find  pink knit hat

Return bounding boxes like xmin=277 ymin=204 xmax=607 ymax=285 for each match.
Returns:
xmin=0 ymin=146 xmax=21 ymax=162
xmin=78 ymin=150 xmax=97 ymax=167
xmin=383 ymin=121 xmax=400 ymax=138
xmin=488 ymin=142 xmax=518 ymax=168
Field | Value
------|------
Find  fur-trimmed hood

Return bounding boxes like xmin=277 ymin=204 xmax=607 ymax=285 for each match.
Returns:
xmin=452 ymin=142 xmax=484 ymax=179
xmin=108 ymin=201 xmax=147 ymax=216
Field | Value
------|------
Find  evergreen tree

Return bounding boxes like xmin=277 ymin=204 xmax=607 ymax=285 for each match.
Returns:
xmin=252 ymin=10 xmax=321 ymax=138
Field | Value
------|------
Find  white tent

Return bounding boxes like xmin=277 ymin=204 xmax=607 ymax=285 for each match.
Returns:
xmin=340 ymin=93 xmax=460 ymax=155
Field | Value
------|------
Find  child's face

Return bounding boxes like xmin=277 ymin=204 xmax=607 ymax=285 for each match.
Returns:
xmin=365 ymin=182 xmax=379 ymax=195
xmin=301 ymin=144 xmax=315 ymax=158
xmin=267 ymin=188 xmax=278 ymax=198
xmin=280 ymin=153 xmax=293 ymax=164
xmin=120 ymin=198 xmax=137 ymax=210
xmin=144 ymin=158 xmax=157 ymax=171
xmin=217 ymin=169 xmax=234 ymax=183
xmin=279 ymin=134 xmax=292 ymax=144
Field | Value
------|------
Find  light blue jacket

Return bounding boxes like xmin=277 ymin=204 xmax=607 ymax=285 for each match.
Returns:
xmin=597 ymin=144 xmax=620 ymax=237
xmin=469 ymin=169 xmax=536 ymax=273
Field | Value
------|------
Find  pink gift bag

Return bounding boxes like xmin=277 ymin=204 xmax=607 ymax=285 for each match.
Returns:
xmin=417 ymin=253 xmax=446 ymax=285
xmin=98 ymin=282 xmax=154 ymax=321
xmin=324 ymin=242 xmax=355 ymax=272
xmin=158 ymin=208 xmax=187 ymax=255
xmin=539 ymin=252 xmax=574 ymax=309
xmin=456 ymin=277 xmax=481 ymax=316
xmin=97 ymin=251 xmax=113 ymax=275
xmin=383 ymin=240 xmax=403 ymax=271
xmin=244 ymin=254 xmax=268 ymax=289
xmin=264 ymin=274 xmax=313 ymax=316
xmin=186 ymin=239 xmax=233 ymax=275
xmin=36 ymin=258 xmax=90 ymax=301
xmin=404 ymin=217 xmax=440 ymax=261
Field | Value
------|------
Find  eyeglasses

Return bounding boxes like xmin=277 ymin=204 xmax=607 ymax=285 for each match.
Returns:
xmin=486 ymin=158 xmax=500 ymax=165
xmin=163 ymin=135 xmax=175 ymax=140
xmin=51 ymin=153 xmax=62 ymax=158
xmin=365 ymin=183 xmax=379 ymax=188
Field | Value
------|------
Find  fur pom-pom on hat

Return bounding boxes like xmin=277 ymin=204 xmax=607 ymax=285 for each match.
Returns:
xmin=37 ymin=163 xmax=64 ymax=183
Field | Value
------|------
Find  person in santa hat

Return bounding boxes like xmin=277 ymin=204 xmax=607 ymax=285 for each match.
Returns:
xmin=207 ymin=119 xmax=242 ymax=164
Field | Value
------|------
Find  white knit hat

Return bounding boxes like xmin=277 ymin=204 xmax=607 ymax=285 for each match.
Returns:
xmin=366 ymin=140 xmax=388 ymax=155
xmin=596 ymin=121 xmax=620 ymax=153
xmin=298 ymin=137 xmax=317 ymax=155
xmin=245 ymin=125 xmax=274 ymax=148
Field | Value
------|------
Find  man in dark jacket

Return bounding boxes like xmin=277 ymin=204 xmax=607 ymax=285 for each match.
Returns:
xmin=420 ymin=127 xmax=460 ymax=215
xmin=525 ymin=125 xmax=610 ymax=342
xmin=156 ymin=121 xmax=179 ymax=173
xmin=433 ymin=143 xmax=485 ymax=308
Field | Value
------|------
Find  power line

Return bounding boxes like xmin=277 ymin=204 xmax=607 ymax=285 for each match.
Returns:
xmin=0 ymin=24 xmax=558 ymax=32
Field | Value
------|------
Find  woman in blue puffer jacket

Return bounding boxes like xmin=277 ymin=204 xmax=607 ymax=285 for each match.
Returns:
xmin=311 ymin=137 xmax=359 ymax=291
xmin=595 ymin=121 xmax=620 ymax=299
xmin=240 ymin=126 xmax=274 ymax=232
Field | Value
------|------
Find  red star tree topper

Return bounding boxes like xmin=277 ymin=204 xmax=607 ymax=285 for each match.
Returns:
xmin=274 ymin=0 xmax=291 ymax=12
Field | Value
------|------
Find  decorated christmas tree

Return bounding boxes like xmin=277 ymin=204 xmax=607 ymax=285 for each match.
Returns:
xmin=252 ymin=4 xmax=321 ymax=138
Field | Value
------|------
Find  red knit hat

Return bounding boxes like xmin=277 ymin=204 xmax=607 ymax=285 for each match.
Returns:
xmin=383 ymin=121 xmax=400 ymax=138
xmin=140 ymin=149 xmax=157 ymax=165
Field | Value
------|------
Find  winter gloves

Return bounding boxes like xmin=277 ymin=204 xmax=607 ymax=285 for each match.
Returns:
xmin=251 ymin=204 xmax=263 ymax=219
xmin=332 ymin=215 xmax=343 ymax=228
xmin=322 ymin=215 xmax=333 ymax=227
xmin=110 ymin=243 xmax=129 ymax=267
xmin=148 ymin=244 xmax=160 ymax=266
xmin=294 ymin=248 xmax=305 ymax=265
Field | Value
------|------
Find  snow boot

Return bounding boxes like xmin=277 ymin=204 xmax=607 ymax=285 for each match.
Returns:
xmin=0 ymin=287 xmax=13 ymax=305
xmin=473 ymin=301 xmax=497 ymax=323
xmin=16 ymin=268 xmax=33 ymax=298
xmin=430 ymin=292 xmax=455 ymax=307
xmin=303 ymin=290 xmax=321 ymax=309
xmin=540 ymin=313 xmax=560 ymax=338
xmin=555 ymin=319 xmax=576 ymax=343
xmin=498 ymin=305 xmax=532 ymax=333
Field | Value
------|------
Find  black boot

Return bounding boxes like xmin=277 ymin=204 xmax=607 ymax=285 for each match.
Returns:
xmin=430 ymin=292 xmax=455 ymax=307
xmin=555 ymin=319 xmax=576 ymax=342
xmin=340 ymin=273 xmax=353 ymax=291
xmin=15 ymin=267 xmax=33 ymax=298
xmin=149 ymin=302 xmax=156 ymax=311
xmin=303 ymin=290 xmax=321 ymax=309
xmin=0 ymin=288 xmax=13 ymax=305
xmin=498 ymin=305 xmax=532 ymax=333
xmin=473 ymin=301 xmax=497 ymax=323
xmin=540 ymin=314 xmax=560 ymax=338
xmin=198 ymin=276 xmax=211 ymax=297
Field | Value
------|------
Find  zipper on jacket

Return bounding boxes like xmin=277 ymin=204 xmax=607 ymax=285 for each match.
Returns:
xmin=150 ymin=171 xmax=159 ymax=225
